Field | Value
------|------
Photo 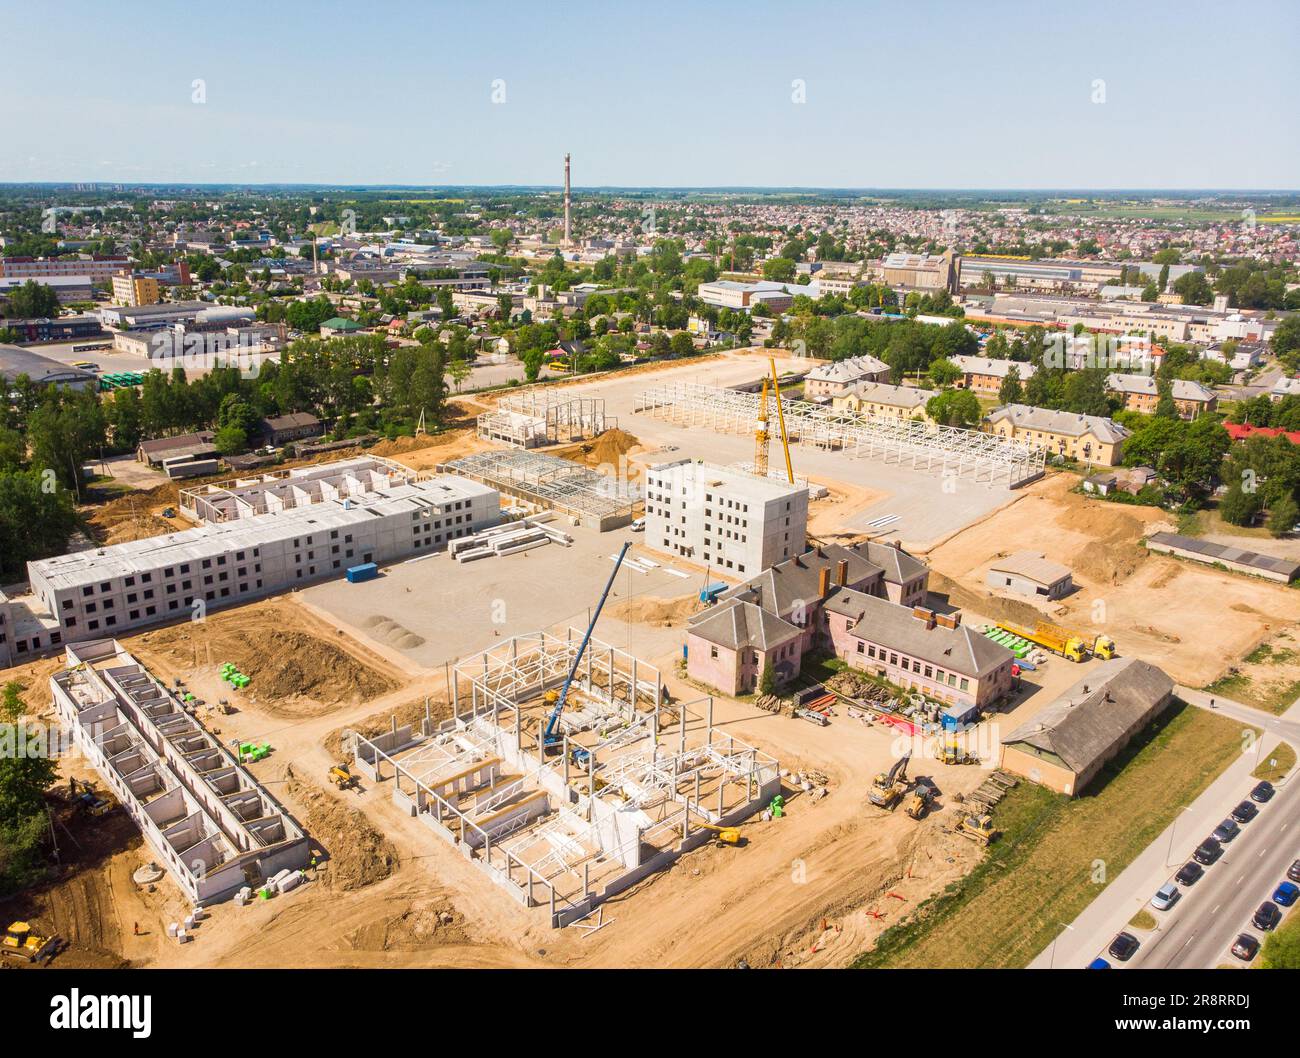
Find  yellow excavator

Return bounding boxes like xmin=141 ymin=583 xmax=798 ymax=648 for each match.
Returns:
xmin=868 ymin=754 xmax=911 ymax=809
xmin=2 ymin=922 xmax=59 ymax=964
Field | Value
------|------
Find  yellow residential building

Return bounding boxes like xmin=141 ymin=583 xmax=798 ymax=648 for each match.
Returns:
xmin=983 ymin=403 xmax=1131 ymax=467
xmin=832 ymin=381 xmax=936 ymax=421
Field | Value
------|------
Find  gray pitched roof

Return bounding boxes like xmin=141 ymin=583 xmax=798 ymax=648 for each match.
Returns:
xmin=1105 ymin=373 xmax=1216 ymax=401
xmin=687 ymin=599 xmax=801 ymax=651
xmin=985 ymin=403 xmax=1131 ymax=444
xmin=1002 ymin=658 xmax=1174 ymax=773
xmin=720 ymin=543 xmax=884 ymax=616
xmin=830 ymin=588 xmax=1013 ymax=679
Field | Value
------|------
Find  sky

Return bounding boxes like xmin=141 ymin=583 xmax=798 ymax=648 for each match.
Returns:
xmin=1 ymin=0 xmax=1296 ymax=190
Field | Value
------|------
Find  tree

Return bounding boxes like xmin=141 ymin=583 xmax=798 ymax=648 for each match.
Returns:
xmin=928 ymin=358 xmax=961 ymax=388
xmin=758 ymin=660 xmax=776 ymax=696
xmin=213 ymin=425 xmax=247 ymax=455
xmin=447 ymin=357 xmax=472 ymax=393
xmin=1268 ymin=494 xmax=1299 ymax=537
xmin=1154 ymin=379 xmax=1178 ymax=420
xmin=1219 ymin=482 xmax=1262 ymax=526
xmin=0 ymin=470 xmax=79 ymax=577
xmin=669 ymin=333 xmax=695 ymax=357
xmin=2 ymin=280 xmax=59 ymax=319
xmin=1260 ymin=915 xmax=1300 ymax=969
xmin=762 ymin=257 xmax=796 ymax=282
xmin=925 ymin=389 xmax=982 ymax=428
xmin=1171 ymin=271 xmax=1213 ymax=306
xmin=0 ymin=680 xmax=58 ymax=896
xmin=1273 ymin=316 xmax=1300 ymax=369
xmin=998 ymin=366 xmax=1023 ymax=405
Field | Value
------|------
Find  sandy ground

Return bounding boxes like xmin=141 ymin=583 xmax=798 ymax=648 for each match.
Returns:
xmin=923 ymin=472 xmax=1300 ymax=687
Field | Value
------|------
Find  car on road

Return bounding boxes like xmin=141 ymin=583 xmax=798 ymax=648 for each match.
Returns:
xmin=1151 ymin=882 xmax=1181 ymax=911
xmin=1176 ymin=861 xmax=1205 ymax=887
xmin=1250 ymin=781 xmax=1275 ymax=803
xmin=1230 ymin=801 xmax=1258 ymax=824
xmin=1194 ymin=838 xmax=1223 ymax=865
xmin=1087 ymin=957 xmax=1111 ymax=969
xmin=1252 ymin=901 xmax=1282 ymax=931
xmin=1212 ymin=819 xmax=1241 ymax=843
xmin=1288 ymin=859 xmax=1300 ymax=883
xmin=1108 ymin=932 xmax=1140 ymax=961
xmin=1273 ymin=881 xmax=1299 ymax=907
xmin=1231 ymin=933 xmax=1260 ymax=961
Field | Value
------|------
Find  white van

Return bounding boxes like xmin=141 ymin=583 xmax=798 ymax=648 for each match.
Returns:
xmin=630 ymin=518 xmax=645 ymax=532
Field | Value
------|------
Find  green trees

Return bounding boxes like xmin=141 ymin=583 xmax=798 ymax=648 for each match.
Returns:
xmin=1260 ymin=913 xmax=1300 ymax=968
xmin=1171 ymin=271 xmax=1213 ymax=306
xmin=928 ymin=358 xmax=961 ymax=388
xmin=762 ymin=257 xmax=796 ymax=282
xmin=1 ymin=279 xmax=59 ymax=319
xmin=0 ymin=681 xmax=58 ymax=897
xmin=1272 ymin=317 xmax=1300 ymax=369
xmin=1219 ymin=481 xmax=1261 ymax=526
xmin=998 ymin=366 xmax=1023 ymax=405
xmin=0 ymin=470 xmax=79 ymax=576
xmin=926 ymin=389 xmax=982 ymax=428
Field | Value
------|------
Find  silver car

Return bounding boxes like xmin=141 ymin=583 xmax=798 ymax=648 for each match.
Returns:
xmin=1151 ymin=882 xmax=1181 ymax=911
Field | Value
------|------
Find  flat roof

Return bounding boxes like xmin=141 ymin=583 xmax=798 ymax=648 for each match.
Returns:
xmin=0 ymin=343 xmax=97 ymax=384
xmin=1146 ymin=532 xmax=1300 ymax=579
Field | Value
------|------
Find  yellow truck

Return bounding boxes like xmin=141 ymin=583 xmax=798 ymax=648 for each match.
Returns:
xmin=996 ymin=620 xmax=1116 ymax=664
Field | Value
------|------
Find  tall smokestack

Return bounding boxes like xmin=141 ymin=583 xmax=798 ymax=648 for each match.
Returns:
xmin=564 ymin=152 xmax=572 ymax=248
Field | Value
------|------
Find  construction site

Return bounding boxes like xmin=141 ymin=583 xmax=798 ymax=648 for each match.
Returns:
xmin=5 ymin=348 xmax=1295 ymax=973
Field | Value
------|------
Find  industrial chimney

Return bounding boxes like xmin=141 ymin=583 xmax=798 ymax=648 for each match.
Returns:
xmin=563 ymin=153 xmax=572 ymax=249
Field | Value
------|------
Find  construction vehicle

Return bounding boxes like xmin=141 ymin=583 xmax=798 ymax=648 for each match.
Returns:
xmin=936 ymin=739 xmax=977 ymax=766
xmin=694 ymin=822 xmax=743 ymax=846
xmin=328 ymin=763 xmax=359 ymax=791
xmin=956 ymin=814 xmax=997 ymax=845
xmin=995 ymin=620 xmax=1116 ymax=664
xmin=2 ymin=922 xmax=59 ymax=964
xmin=868 ymin=754 xmax=910 ymax=809
xmin=542 ymin=541 xmax=631 ymax=764
xmin=905 ymin=779 xmax=936 ymax=820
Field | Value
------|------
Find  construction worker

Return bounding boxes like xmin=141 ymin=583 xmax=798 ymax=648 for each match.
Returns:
xmin=133 ymin=922 xmax=140 ymax=936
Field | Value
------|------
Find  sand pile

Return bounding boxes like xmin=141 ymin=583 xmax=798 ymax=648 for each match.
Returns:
xmin=608 ymin=593 xmax=702 ymax=628
xmin=361 ymin=614 xmax=427 ymax=650
xmin=555 ymin=428 xmax=643 ymax=479
xmin=87 ymin=482 xmax=182 ymax=545
xmin=1058 ymin=502 xmax=1147 ymax=586
xmin=344 ymin=898 xmax=469 ymax=950
xmin=287 ymin=770 xmax=399 ymax=891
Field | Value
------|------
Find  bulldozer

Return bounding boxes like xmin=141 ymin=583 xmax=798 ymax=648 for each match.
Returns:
xmin=956 ymin=814 xmax=997 ymax=845
xmin=905 ymin=779 xmax=936 ymax=820
xmin=328 ymin=763 xmax=359 ymax=791
xmin=868 ymin=754 xmax=910 ymax=809
xmin=2 ymin=922 xmax=59 ymax=964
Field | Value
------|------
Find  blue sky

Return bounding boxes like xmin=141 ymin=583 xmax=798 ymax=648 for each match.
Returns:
xmin=1 ymin=0 xmax=1296 ymax=189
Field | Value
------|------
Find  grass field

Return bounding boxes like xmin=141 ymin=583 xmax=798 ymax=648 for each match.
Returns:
xmin=1204 ymin=671 xmax=1300 ymax=715
xmin=853 ymin=703 xmax=1247 ymax=969
xmin=1253 ymin=742 xmax=1296 ymax=782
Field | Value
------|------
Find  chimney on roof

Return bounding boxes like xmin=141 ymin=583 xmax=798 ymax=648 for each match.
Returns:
xmin=818 ymin=567 xmax=830 ymax=599
xmin=836 ymin=559 xmax=848 ymax=586
xmin=912 ymin=606 xmax=936 ymax=629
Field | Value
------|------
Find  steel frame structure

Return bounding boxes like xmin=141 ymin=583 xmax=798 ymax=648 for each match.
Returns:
xmin=440 ymin=450 xmax=640 ymax=524
xmin=634 ymin=381 xmax=1045 ymax=486
xmin=477 ymin=393 xmax=613 ymax=449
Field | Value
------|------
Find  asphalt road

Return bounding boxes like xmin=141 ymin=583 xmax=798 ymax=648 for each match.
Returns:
xmin=1030 ymin=687 xmax=1299 ymax=969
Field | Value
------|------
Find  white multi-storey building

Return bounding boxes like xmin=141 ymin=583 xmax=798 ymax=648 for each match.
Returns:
xmin=643 ymin=460 xmax=808 ymax=577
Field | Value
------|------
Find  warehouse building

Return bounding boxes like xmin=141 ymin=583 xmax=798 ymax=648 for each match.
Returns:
xmin=644 ymin=460 xmax=808 ymax=577
xmin=999 ymin=658 xmax=1175 ymax=795
xmin=986 ymin=551 xmax=1075 ymax=600
xmin=0 ymin=343 xmax=98 ymax=390
xmin=25 ymin=458 xmax=499 ymax=646
xmin=1144 ymin=532 xmax=1300 ymax=583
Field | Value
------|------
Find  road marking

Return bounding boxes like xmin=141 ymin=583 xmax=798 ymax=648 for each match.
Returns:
xmin=1259 ymin=849 xmax=1267 ymax=857
xmin=1211 ymin=904 xmax=1220 ymax=914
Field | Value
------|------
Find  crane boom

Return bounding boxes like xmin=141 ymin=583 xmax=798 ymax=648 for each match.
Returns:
xmin=768 ymin=357 xmax=795 ymax=484
xmin=754 ymin=378 xmax=770 ymax=478
xmin=543 ymin=540 xmax=631 ymax=747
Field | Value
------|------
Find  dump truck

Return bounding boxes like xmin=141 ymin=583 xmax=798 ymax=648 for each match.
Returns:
xmin=2 ymin=922 xmax=59 ymax=964
xmin=868 ymin=754 xmax=910 ymax=809
xmin=995 ymin=620 xmax=1115 ymax=664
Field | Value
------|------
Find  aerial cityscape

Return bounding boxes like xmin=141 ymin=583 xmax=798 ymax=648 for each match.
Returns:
xmin=1 ymin=0 xmax=1297 ymax=1027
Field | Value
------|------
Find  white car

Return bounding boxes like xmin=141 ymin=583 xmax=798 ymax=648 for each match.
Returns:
xmin=630 ymin=518 xmax=645 ymax=532
xmin=1150 ymin=882 xmax=1181 ymax=911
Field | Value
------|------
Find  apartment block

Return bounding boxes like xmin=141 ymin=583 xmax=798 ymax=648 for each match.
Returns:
xmin=644 ymin=460 xmax=808 ymax=577
xmin=1105 ymin=373 xmax=1217 ymax=419
xmin=25 ymin=458 xmax=499 ymax=646
xmin=111 ymin=272 xmax=161 ymax=307
xmin=984 ymin=404 xmax=1131 ymax=466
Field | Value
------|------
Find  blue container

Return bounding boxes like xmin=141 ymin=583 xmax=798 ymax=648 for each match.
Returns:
xmin=346 ymin=562 xmax=379 ymax=583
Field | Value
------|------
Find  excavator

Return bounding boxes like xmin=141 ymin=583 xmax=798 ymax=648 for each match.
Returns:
xmin=2 ymin=922 xmax=59 ymax=964
xmin=868 ymin=754 xmax=910 ymax=809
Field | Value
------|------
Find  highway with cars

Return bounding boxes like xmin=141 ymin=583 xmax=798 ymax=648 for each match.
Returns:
xmin=1033 ymin=688 xmax=1299 ymax=969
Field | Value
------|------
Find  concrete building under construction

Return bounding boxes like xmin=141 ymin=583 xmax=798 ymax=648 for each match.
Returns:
xmin=348 ymin=629 xmax=780 ymax=928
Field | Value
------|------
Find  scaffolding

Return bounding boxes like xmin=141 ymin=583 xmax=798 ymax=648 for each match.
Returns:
xmin=635 ymin=381 xmax=1045 ymax=487
xmin=351 ymin=630 xmax=780 ymax=928
xmin=441 ymin=449 xmax=640 ymax=530
xmin=477 ymin=393 xmax=612 ymax=449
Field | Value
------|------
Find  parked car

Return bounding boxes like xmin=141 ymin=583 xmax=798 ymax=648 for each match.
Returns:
xmin=1087 ymin=957 xmax=1111 ymax=969
xmin=1176 ymin=861 xmax=1205 ymax=886
xmin=1231 ymin=933 xmax=1260 ymax=961
xmin=1253 ymin=901 xmax=1282 ymax=931
xmin=1289 ymin=859 xmax=1300 ymax=883
xmin=1212 ymin=819 xmax=1241 ymax=843
xmin=1250 ymin=781 xmax=1275 ymax=803
xmin=1151 ymin=883 xmax=1181 ymax=911
xmin=1273 ymin=881 xmax=1299 ymax=907
xmin=1230 ymin=801 xmax=1258 ymax=824
xmin=1194 ymin=838 xmax=1223 ymax=865
xmin=1108 ymin=932 xmax=1140 ymax=961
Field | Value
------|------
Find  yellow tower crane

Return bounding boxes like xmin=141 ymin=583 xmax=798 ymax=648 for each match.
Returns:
xmin=754 ymin=378 xmax=771 ymax=478
xmin=767 ymin=357 xmax=795 ymax=484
